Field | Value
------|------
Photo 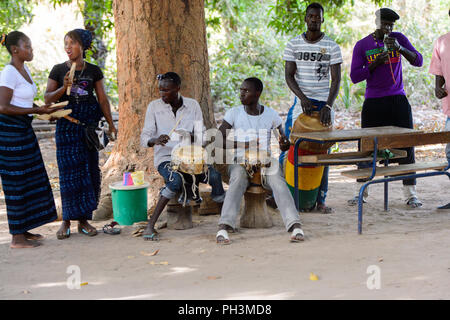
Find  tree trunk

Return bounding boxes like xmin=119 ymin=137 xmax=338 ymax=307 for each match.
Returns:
xmin=100 ymin=0 xmax=214 ymax=215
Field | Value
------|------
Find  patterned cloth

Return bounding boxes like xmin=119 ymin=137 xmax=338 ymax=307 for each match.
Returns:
xmin=0 ymin=114 xmax=57 ymax=234
xmin=56 ymin=101 xmax=103 ymax=221
xmin=283 ymin=33 xmax=343 ymax=102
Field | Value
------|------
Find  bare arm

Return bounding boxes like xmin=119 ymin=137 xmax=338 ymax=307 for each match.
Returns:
xmin=44 ymin=72 xmax=71 ymax=104
xmin=318 ymin=63 xmax=342 ymax=126
xmin=0 ymin=86 xmax=62 ymax=116
xmin=276 ymin=125 xmax=290 ymax=152
xmin=435 ymin=75 xmax=448 ymax=99
xmin=215 ymin=120 xmax=253 ymax=150
xmin=285 ymin=61 xmax=314 ymax=115
xmin=94 ymin=79 xmax=117 ymax=136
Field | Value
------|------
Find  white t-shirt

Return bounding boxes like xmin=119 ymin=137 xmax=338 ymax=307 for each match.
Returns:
xmin=223 ymin=105 xmax=283 ymax=151
xmin=284 ymin=33 xmax=343 ymax=102
xmin=0 ymin=64 xmax=37 ymax=108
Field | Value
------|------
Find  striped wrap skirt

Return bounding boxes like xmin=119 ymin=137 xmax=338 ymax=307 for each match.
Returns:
xmin=55 ymin=101 xmax=102 ymax=221
xmin=0 ymin=114 xmax=57 ymax=235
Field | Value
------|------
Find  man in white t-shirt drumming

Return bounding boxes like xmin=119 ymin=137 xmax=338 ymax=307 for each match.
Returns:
xmin=281 ymin=2 xmax=342 ymax=213
xmin=215 ymin=78 xmax=304 ymax=244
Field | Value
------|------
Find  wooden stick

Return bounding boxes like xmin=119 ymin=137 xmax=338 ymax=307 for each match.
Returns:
xmin=66 ymin=62 xmax=76 ymax=95
xmin=49 ymin=101 xmax=69 ymax=108
xmin=168 ymin=114 xmax=185 ymax=136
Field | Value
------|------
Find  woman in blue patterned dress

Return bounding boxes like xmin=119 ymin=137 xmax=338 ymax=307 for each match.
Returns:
xmin=45 ymin=29 xmax=117 ymax=240
xmin=0 ymin=31 xmax=62 ymax=248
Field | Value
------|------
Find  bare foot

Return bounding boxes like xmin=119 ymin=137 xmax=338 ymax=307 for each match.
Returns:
xmin=10 ymin=234 xmax=41 ymax=249
xmin=24 ymin=232 xmax=44 ymax=241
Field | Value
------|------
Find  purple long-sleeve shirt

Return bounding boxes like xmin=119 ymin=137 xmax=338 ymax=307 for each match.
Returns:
xmin=350 ymin=32 xmax=423 ymax=99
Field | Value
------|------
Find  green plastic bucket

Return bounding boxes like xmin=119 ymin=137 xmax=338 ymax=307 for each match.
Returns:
xmin=109 ymin=181 xmax=149 ymax=225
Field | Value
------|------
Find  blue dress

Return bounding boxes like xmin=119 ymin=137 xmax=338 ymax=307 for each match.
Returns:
xmin=49 ymin=61 xmax=104 ymax=220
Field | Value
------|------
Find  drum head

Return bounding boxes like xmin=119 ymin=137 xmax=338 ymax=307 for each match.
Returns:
xmin=292 ymin=111 xmax=332 ymax=134
xmin=244 ymin=149 xmax=271 ymax=165
xmin=171 ymin=145 xmax=206 ymax=175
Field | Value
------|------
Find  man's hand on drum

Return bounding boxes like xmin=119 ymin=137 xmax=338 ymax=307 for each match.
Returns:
xmin=278 ymin=135 xmax=290 ymax=152
xmin=319 ymin=106 xmax=332 ymax=127
xmin=300 ymin=97 xmax=314 ymax=115
xmin=154 ymin=134 xmax=170 ymax=146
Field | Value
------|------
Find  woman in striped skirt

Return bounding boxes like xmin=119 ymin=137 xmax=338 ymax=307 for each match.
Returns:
xmin=45 ymin=29 xmax=117 ymax=240
xmin=0 ymin=31 xmax=63 ymax=248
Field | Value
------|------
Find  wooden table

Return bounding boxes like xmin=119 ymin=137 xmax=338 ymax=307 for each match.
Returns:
xmin=290 ymin=126 xmax=450 ymax=234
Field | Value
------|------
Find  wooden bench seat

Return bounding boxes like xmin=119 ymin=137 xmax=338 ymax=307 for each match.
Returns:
xmin=341 ymin=162 xmax=448 ymax=180
xmin=298 ymin=149 xmax=407 ymax=165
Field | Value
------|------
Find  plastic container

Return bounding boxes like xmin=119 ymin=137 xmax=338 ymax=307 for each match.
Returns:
xmin=109 ymin=181 xmax=149 ymax=225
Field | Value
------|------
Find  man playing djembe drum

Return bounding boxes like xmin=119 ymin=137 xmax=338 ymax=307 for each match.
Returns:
xmin=140 ymin=72 xmax=225 ymax=241
xmin=215 ymin=78 xmax=304 ymax=244
xmin=281 ymin=2 xmax=342 ymax=214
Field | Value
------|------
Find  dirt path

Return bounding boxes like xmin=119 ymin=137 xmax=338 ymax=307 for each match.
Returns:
xmin=1 ymin=166 xmax=449 ymax=300
xmin=1 ymin=106 xmax=449 ymax=300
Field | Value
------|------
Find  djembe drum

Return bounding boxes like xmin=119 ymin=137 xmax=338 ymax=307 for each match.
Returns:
xmin=239 ymin=149 xmax=273 ymax=228
xmin=167 ymin=144 xmax=207 ymax=229
xmin=284 ymin=111 xmax=333 ymax=210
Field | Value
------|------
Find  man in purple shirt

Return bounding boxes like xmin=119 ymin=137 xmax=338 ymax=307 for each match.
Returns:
xmin=349 ymin=8 xmax=424 ymax=208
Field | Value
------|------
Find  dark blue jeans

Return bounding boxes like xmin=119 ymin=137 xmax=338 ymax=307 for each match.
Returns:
xmin=157 ymin=161 xmax=225 ymax=202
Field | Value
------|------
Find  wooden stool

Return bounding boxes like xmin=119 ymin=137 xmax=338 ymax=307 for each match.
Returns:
xmin=197 ymin=185 xmax=222 ymax=216
xmin=166 ymin=198 xmax=193 ymax=230
xmin=240 ymin=168 xmax=273 ymax=228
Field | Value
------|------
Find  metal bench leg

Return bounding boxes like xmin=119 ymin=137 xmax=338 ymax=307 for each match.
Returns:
xmin=384 ymin=181 xmax=389 ymax=211
xmin=384 ymin=160 xmax=389 ymax=211
xmin=358 ymin=182 xmax=371 ymax=234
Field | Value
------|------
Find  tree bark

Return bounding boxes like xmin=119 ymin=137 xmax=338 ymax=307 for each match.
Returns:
xmin=101 ymin=0 xmax=214 ymax=213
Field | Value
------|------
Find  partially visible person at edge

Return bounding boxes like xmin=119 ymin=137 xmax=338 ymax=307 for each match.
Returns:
xmin=0 ymin=31 xmax=64 ymax=248
xmin=281 ymin=2 xmax=342 ymax=213
xmin=429 ymin=9 xmax=450 ymax=210
xmin=140 ymin=72 xmax=226 ymax=241
xmin=44 ymin=28 xmax=117 ymax=240
xmin=349 ymin=8 xmax=423 ymax=208
xmin=215 ymin=77 xmax=304 ymax=245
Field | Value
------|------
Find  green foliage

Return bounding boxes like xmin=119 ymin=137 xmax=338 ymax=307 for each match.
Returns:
xmin=207 ymin=1 xmax=290 ymax=111
xmin=0 ymin=1 xmax=35 ymax=85
xmin=0 ymin=0 xmax=34 ymax=34
xmin=0 ymin=0 xmax=34 ymax=66
xmin=267 ymin=0 xmax=390 ymax=36
xmin=335 ymin=70 xmax=365 ymax=110
xmin=49 ymin=0 xmax=117 ymax=107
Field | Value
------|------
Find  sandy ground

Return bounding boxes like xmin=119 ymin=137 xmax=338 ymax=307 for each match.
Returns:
xmin=1 ymin=139 xmax=450 ymax=300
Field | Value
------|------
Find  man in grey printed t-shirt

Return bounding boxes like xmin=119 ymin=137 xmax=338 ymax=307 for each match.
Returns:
xmin=280 ymin=2 xmax=342 ymax=213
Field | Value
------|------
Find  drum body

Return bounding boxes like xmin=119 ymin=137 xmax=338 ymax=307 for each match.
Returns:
xmin=171 ymin=144 xmax=207 ymax=175
xmin=242 ymin=149 xmax=270 ymax=189
xmin=285 ymin=112 xmax=332 ymax=210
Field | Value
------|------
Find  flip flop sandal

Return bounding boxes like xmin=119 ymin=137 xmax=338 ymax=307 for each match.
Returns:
xmin=78 ymin=225 xmax=98 ymax=237
xmin=316 ymin=204 xmax=333 ymax=214
xmin=216 ymin=229 xmax=231 ymax=245
xmin=103 ymin=221 xmax=121 ymax=235
xmin=406 ymin=197 xmax=423 ymax=208
xmin=143 ymin=232 xmax=159 ymax=241
xmin=56 ymin=228 xmax=71 ymax=240
xmin=437 ymin=202 xmax=450 ymax=210
xmin=348 ymin=196 xmax=367 ymax=206
xmin=290 ymin=228 xmax=305 ymax=243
